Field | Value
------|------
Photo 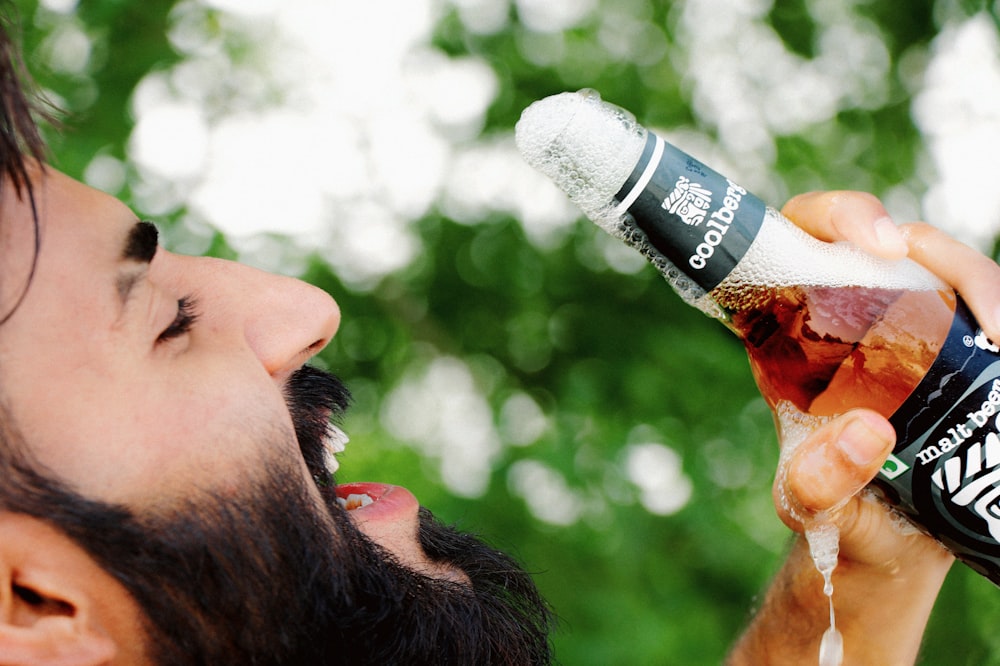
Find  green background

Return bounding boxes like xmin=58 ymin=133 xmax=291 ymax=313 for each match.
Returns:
xmin=12 ymin=0 xmax=1000 ymax=663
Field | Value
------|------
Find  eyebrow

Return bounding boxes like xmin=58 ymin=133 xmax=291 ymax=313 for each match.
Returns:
xmin=116 ymin=220 xmax=159 ymax=306
xmin=121 ymin=220 xmax=159 ymax=263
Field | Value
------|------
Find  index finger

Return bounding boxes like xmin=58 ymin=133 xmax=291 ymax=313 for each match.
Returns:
xmin=900 ymin=222 xmax=1000 ymax=342
xmin=783 ymin=191 xmax=1000 ymax=343
xmin=781 ymin=190 xmax=908 ymax=260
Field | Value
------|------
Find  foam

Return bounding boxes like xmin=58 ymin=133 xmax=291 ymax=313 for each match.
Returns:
xmin=722 ymin=211 xmax=944 ymax=292
xmin=806 ymin=520 xmax=843 ymax=666
xmin=515 ymin=90 xmax=710 ymax=308
xmin=515 ymin=90 xmax=645 ymax=222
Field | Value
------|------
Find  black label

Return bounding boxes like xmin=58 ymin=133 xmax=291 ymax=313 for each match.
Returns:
xmin=614 ymin=132 xmax=766 ymax=291
xmin=881 ymin=298 xmax=1000 ymax=584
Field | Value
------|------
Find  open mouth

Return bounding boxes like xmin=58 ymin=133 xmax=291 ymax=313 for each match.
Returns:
xmin=335 ymin=482 xmax=390 ymax=510
xmin=333 ymin=482 xmax=421 ymax=527
xmin=314 ymin=412 xmax=418 ymax=521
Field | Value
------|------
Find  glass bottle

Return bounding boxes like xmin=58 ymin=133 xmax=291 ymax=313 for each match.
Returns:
xmin=516 ymin=90 xmax=1000 ymax=585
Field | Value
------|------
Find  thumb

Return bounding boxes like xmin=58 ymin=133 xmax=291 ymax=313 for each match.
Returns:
xmin=775 ymin=409 xmax=895 ymax=530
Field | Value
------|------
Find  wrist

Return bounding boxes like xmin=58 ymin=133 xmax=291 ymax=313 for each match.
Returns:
xmin=729 ymin=535 xmax=953 ymax=665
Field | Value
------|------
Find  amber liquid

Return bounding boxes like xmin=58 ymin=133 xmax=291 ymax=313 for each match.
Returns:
xmin=715 ymin=283 xmax=958 ymax=417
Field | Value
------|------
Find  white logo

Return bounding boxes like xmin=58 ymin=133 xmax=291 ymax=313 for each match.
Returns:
xmin=932 ymin=431 xmax=1000 ymax=541
xmin=975 ymin=330 xmax=999 ymax=353
xmin=662 ymin=176 xmax=712 ymax=227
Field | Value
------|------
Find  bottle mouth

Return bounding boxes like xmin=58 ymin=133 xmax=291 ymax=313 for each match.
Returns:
xmin=514 ymin=90 xmax=647 ymax=220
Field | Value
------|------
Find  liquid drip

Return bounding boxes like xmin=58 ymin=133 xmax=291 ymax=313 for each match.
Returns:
xmin=820 ymin=625 xmax=844 ymax=666
xmin=775 ymin=404 xmax=843 ymax=666
xmin=806 ymin=521 xmax=843 ymax=666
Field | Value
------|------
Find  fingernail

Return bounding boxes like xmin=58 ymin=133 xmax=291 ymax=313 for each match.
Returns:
xmin=838 ymin=415 xmax=894 ymax=466
xmin=873 ymin=216 xmax=907 ymax=256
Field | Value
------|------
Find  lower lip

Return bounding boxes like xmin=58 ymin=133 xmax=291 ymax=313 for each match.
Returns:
xmin=336 ymin=482 xmax=419 ymax=523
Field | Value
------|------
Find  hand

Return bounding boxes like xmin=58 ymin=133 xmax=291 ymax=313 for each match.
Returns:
xmin=729 ymin=191 xmax=1000 ymax=665
xmin=779 ymin=189 xmax=1000 ymax=574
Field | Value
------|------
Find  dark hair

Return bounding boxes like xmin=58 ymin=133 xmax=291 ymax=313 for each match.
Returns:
xmin=0 ymin=2 xmax=57 ymax=325
xmin=0 ymin=3 xmax=50 ymax=188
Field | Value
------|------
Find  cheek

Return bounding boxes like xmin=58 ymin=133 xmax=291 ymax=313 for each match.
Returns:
xmin=120 ymin=373 xmax=298 ymax=502
xmin=18 ymin=359 xmax=297 ymax=505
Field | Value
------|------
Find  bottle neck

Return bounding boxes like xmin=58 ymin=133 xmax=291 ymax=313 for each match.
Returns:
xmin=614 ymin=132 xmax=766 ymax=292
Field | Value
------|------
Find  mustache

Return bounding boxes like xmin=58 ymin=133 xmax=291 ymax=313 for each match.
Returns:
xmin=283 ymin=365 xmax=352 ymax=482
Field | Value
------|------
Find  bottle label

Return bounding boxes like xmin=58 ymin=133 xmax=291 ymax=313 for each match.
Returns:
xmin=883 ymin=298 xmax=1000 ymax=582
xmin=614 ymin=132 xmax=766 ymax=291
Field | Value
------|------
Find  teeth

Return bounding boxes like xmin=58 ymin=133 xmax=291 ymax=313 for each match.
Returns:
xmin=336 ymin=493 xmax=375 ymax=510
xmin=322 ymin=424 xmax=350 ymax=475
xmin=326 ymin=424 xmax=349 ymax=453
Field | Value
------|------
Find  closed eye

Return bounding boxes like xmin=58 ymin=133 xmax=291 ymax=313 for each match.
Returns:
xmin=157 ymin=296 xmax=200 ymax=344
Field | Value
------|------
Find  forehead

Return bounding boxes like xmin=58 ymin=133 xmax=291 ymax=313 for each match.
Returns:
xmin=1 ymin=164 xmax=136 ymax=243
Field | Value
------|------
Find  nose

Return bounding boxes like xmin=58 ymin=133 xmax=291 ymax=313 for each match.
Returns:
xmin=163 ymin=253 xmax=340 ymax=379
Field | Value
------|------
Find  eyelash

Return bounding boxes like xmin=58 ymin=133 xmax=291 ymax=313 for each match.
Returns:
xmin=157 ymin=296 xmax=200 ymax=344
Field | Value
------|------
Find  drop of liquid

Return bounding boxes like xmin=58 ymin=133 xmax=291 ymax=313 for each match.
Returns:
xmin=806 ymin=520 xmax=843 ymax=666
xmin=819 ymin=624 xmax=844 ymax=666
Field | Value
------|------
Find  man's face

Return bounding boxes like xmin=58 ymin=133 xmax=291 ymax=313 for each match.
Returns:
xmin=0 ymin=167 xmax=551 ymax=664
xmin=0 ymin=166 xmax=340 ymax=506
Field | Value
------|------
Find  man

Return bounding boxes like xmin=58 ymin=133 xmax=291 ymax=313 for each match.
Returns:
xmin=0 ymin=11 xmax=995 ymax=665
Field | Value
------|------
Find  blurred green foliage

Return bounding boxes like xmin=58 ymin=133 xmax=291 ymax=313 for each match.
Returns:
xmin=11 ymin=0 xmax=1000 ymax=663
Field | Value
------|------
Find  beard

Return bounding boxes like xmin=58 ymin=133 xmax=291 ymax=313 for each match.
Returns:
xmin=0 ymin=367 xmax=553 ymax=665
